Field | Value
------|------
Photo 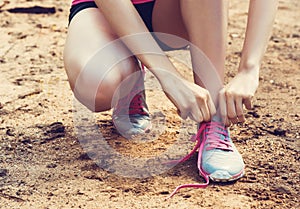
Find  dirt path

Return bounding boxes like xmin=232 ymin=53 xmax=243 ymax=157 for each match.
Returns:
xmin=0 ymin=0 xmax=299 ymax=208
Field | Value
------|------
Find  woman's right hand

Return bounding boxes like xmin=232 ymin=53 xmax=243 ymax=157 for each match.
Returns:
xmin=159 ymin=73 xmax=216 ymax=123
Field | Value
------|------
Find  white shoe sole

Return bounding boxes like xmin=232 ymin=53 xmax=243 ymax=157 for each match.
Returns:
xmin=209 ymin=169 xmax=245 ymax=182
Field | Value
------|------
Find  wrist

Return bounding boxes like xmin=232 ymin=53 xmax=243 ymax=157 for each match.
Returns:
xmin=147 ymin=61 xmax=182 ymax=84
xmin=238 ymin=60 xmax=260 ymax=79
xmin=239 ymin=59 xmax=260 ymax=72
xmin=152 ymin=68 xmax=182 ymax=86
xmin=237 ymin=67 xmax=260 ymax=88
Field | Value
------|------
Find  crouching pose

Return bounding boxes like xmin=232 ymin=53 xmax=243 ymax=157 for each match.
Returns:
xmin=64 ymin=0 xmax=278 ymax=196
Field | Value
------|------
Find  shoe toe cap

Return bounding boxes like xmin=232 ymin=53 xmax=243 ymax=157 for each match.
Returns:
xmin=113 ymin=115 xmax=151 ymax=138
xmin=202 ymin=150 xmax=244 ymax=177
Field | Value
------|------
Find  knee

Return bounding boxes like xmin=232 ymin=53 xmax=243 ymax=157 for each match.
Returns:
xmin=66 ymin=55 xmax=138 ymax=112
xmin=91 ymin=60 xmax=140 ymax=112
xmin=74 ymin=72 xmax=121 ymax=113
xmin=93 ymin=75 xmax=121 ymax=112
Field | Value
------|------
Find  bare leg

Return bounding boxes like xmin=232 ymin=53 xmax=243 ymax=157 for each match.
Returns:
xmin=181 ymin=0 xmax=228 ymax=105
xmin=152 ymin=0 xmax=228 ymax=105
xmin=64 ymin=8 xmax=139 ymax=112
xmin=152 ymin=2 xmax=244 ymax=193
xmin=152 ymin=0 xmax=189 ymax=48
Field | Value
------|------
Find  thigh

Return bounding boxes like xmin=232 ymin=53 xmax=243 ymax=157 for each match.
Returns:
xmin=152 ymin=0 xmax=189 ymax=48
xmin=64 ymin=8 xmax=134 ymax=91
xmin=64 ymin=7 xmax=138 ymax=111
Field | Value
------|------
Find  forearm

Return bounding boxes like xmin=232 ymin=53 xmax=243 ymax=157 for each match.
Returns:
xmin=95 ymin=0 xmax=180 ymax=80
xmin=239 ymin=0 xmax=278 ymax=74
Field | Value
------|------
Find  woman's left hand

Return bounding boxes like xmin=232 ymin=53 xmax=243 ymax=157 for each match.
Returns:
xmin=219 ymin=69 xmax=259 ymax=126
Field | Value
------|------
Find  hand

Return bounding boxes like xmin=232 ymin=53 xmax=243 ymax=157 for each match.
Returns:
xmin=219 ymin=70 xmax=259 ymax=126
xmin=159 ymin=74 xmax=216 ymax=123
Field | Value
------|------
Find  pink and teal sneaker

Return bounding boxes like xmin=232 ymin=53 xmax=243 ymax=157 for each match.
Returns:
xmin=112 ymin=68 xmax=151 ymax=138
xmin=168 ymin=118 xmax=245 ymax=198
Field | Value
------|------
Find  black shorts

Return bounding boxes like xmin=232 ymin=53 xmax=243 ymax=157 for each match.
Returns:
xmin=68 ymin=1 xmax=185 ymax=51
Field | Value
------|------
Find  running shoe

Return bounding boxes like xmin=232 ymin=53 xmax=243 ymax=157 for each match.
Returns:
xmin=168 ymin=118 xmax=244 ymax=198
xmin=199 ymin=120 xmax=245 ymax=182
xmin=112 ymin=67 xmax=151 ymax=138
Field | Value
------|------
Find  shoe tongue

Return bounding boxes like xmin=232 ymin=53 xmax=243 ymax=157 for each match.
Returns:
xmin=211 ymin=115 xmax=223 ymax=123
xmin=205 ymin=119 xmax=230 ymax=143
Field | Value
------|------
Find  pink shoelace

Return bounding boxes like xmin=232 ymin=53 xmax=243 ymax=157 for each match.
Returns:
xmin=166 ymin=121 xmax=233 ymax=199
xmin=113 ymin=89 xmax=148 ymax=116
xmin=113 ymin=63 xmax=148 ymax=117
xmin=128 ymin=93 xmax=148 ymax=115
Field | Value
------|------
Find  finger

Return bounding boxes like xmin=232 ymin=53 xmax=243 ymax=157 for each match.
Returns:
xmin=225 ymin=117 xmax=232 ymax=127
xmin=218 ymin=89 xmax=228 ymax=125
xmin=243 ymin=97 xmax=252 ymax=110
xmin=207 ymin=94 xmax=216 ymax=119
xmin=189 ymin=110 xmax=203 ymax=123
xmin=177 ymin=108 xmax=188 ymax=120
xmin=226 ymin=92 xmax=238 ymax=124
xmin=195 ymin=91 xmax=211 ymax=122
xmin=199 ymin=101 xmax=210 ymax=122
xmin=189 ymin=104 xmax=203 ymax=123
xmin=193 ymin=90 xmax=211 ymax=122
xmin=235 ymin=96 xmax=245 ymax=123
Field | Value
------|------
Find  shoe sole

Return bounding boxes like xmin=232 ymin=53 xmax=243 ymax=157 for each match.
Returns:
xmin=208 ymin=169 xmax=245 ymax=182
xmin=119 ymin=121 xmax=152 ymax=139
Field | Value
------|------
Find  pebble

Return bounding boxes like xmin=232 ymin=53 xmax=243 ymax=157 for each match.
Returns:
xmin=248 ymin=111 xmax=260 ymax=118
xmin=46 ymin=163 xmax=57 ymax=169
xmin=292 ymin=33 xmax=300 ymax=38
xmin=47 ymin=122 xmax=65 ymax=134
xmin=274 ymin=186 xmax=292 ymax=194
xmin=159 ymin=191 xmax=170 ymax=195
xmin=6 ymin=128 xmax=15 ymax=136
xmin=0 ymin=168 xmax=8 ymax=177
xmin=230 ymin=33 xmax=239 ymax=38
xmin=273 ymin=128 xmax=286 ymax=136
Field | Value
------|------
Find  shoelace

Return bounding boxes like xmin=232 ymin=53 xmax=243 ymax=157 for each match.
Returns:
xmin=113 ymin=89 xmax=148 ymax=116
xmin=202 ymin=122 xmax=233 ymax=151
xmin=128 ymin=93 xmax=148 ymax=115
xmin=113 ymin=68 xmax=148 ymax=117
xmin=166 ymin=121 xmax=233 ymax=199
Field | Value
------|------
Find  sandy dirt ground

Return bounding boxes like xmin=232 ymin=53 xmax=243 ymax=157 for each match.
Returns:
xmin=0 ymin=0 xmax=299 ymax=208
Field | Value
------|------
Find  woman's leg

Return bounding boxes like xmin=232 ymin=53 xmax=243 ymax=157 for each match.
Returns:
xmin=180 ymin=0 xmax=228 ymax=104
xmin=152 ymin=0 xmax=244 ymax=185
xmin=152 ymin=0 xmax=228 ymax=104
xmin=64 ymin=8 xmax=139 ymax=112
xmin=152 ymin=0 xmax=189 ymax=49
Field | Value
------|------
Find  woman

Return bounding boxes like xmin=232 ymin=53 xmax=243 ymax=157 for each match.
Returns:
xmin=64 ymin=0 xmax=278 ymax=195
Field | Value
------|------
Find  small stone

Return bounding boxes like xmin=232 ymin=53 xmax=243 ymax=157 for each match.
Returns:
xmin=271 ymin=36 xmax=285 ymax=43
xmin=115 ymin=141 xmax=122 ymax=145
xmin=248 ymin=111 xmax=260 ymax=118
xmin=21 ymin=138 xmax=31 ymax=144
xmin=230 ymin=33 xmax=239 ymax=38
xmin=183 ymin=194 xmax=192 ymax=198
xmin=265 ymin=113 xmax=273 ymax=117
xmin=6 ymin=128 xmax=15 ymax=136
xmin=0 ymin=168 xmax=8 ymax=177
xmin=292 ymin=33 xmax=300 ymax=38
xmin=159 ymin=191 xmax=170 ymax=195
xmin=274 ymin=186 xmax=291 ymax=194
xmin=47 ymin=122 xmax=65 ymax=134
xmin=273 ymin=128 xmax=286 ymax=136
xmin=46 ymin=163 xmax=57 ymax=168
xmin=76 ymin=190 xmax=84 ymax=195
